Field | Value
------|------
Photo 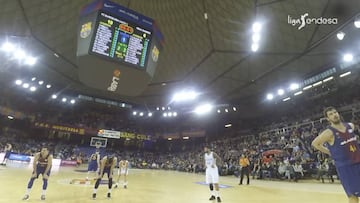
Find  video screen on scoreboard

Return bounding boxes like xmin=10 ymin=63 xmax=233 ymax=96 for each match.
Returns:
xmin=89 ymin=12 xmax=152 ymax=69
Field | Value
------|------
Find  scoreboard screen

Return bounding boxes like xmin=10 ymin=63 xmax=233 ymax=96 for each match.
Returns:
xmin=89 ymin=12 xmax=152 ymax=69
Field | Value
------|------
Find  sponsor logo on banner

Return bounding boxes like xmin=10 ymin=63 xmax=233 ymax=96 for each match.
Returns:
xmin=34 ymin=122 xmax=86 ymax=135
xmin=107 ymin=69 xmax=121 ymax=92
xmin=152 ymin=45 xmax=159 ymax=62
xmin=98 ymin=129 xmax=121 ymax=139
xmin=80 ymin=22 xmax=92 ymax=38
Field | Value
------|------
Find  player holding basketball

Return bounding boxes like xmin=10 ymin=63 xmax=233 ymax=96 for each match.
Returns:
xmin=22 ymin=146 xmax=53 ymax=201
xmin=114 ymin=159 xmax=129 ymax=189
xmin=204 ymin=146 xmax=223 ymax=202
xmin=312 ymin=107 xmax=360 ymax=203
xmin=86 ymin=149 xmax=100 ymax=180
xmin=92 ymin=154 xmax=117 ymax=199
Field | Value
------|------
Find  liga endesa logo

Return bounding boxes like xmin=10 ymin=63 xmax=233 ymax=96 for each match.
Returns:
xmin=107 ymin=69 xmax=121 ymax=92
xmin=288 ymin=13 xmax=338 ymax=30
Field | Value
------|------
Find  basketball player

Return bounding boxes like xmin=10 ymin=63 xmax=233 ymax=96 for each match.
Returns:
xmin=114 ymin=159 xmax=129 ymax=189
xmin=86 ymin=149 xmax=100 ymax=180
xmin=92 ymin=154 xmax=117 ymax=199
xmin=312 ymin=107 xmax=360 ymax=203
xmin=22 ymin=146 xmax=53 ymax=201
xmin=204 ymin=146 xmax=223 ymax=202
xmin=1 ymin=143 xmax=12 ymax=165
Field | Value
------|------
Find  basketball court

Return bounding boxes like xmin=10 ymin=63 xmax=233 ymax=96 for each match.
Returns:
xmin=0 ymin=164 xmax=346 ymax=203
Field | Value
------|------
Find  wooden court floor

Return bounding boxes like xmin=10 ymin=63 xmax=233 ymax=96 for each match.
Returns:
xmin=0 ymin=164 xmax=348 ymax=203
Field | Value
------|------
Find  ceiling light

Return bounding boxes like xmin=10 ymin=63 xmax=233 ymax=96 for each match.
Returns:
xmin=7 ymin=115 xmax=14 ymax=120
xmin=323 ymin=76 xmax=334 ymax=82
xmin=266 ymin=93 xmax=274 ymax=100
xmin=38 ymin=81 xmax=44 ymax=85
xmin=283 ymin=97 xmax=291 ymax=102
xmin=1 ymin=42 xmax=15 ymax=52
xmin=31 ymin=77 xmax=36 ymax=81
xmin=14 ymin=49 xmax=26 ymax=60
xmin=336 ymin=31 xmax=345 ymax=40
xmin=277 ymin=89 xmax=284 ymax=96
xmin=156 ymin=107 xmax=160 ymax=110
xmin=217 ymin=109 xmax=221 ymax=113
xmin=251 ymin=43 xmax=259 ymax=52
xmin=70 ymin=99 xmax=76 ymax=104
xmin=25 ymin=56 xmax=37 ymax=65
xmin=54 ymin=53 xmax=59 ymax=58
xmin=162 ymin=107 xmax=165 ymax=111
xmin=294 ymin=91 xmax=303 ymax=96
xmin=354 ymin=16 xmax=360 ymax=28
xmin=233 ymin=107 xmax=237 ymax=111
xmin=252 ymin=22 xmax=262 ymax=33
xmin=133 ymin=111 xmax=137 ymax=115
xmin=289 ymin=83 xmax=299 ymax=91
xmin=303 ymin=85 xmax=312 ymax=90
xmin=51 ymin=94 xmax=57 ymax=99
xmin=173 ymin=112 xmax=177 ymax=117
xmin=340 ymin=71 xmax=351 ymax=78
xmin=252 ymin=33 xmax=260 ymax=43
xmin=168 ymin=112 xmax=173 ymax=117
xmin=62 ymin=98 xmax=67 ymax=102
xmin=22 ymin=83 xmax=29 ymax=88
xmin=194 ymin=103 xmax=213 ymax=115
xmin=225 ymin=124 xmax=232 ymax=128
xmin=167 ymin=138 xmax=172 ymax=141
xmin=182 ymin=136 xmax=189 ymax=140
xmin=29 ymin=86 xmax=37 ymax=92
xmin=312 ymin=81 xmax=323 ymax=87
xmin=15 ymin=80 xmax=22 ymax=85
xmin=148 ymin=112 xmax=153 ymax=117
xmin=225 ymin=109 xmax=229 ymax=113
xmin=139 ymin=112 xmax=144 ymax=116
xmin=172 ymin=90 xmax=199 ymax=102
xmin=163 ymin=112 xmax=168 ymax=117
xmin=46 ymin=84 xmax=51 ymax=88
xmin=343 ymin=53 xmax=353 ymax=62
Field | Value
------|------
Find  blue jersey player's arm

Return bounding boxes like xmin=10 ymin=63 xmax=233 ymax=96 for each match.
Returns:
xmin=312 ymin=129 xmax=333 ymax=155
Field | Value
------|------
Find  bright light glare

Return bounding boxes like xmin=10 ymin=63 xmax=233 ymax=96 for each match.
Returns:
xmin=46 ymin=84 xmax=51 ymax=89
xmin=22 ymin=83 xmax=29 ymax=88
xmin=31 ymin=77 xmax=36 ymax=81
xmin=336 ymin=31 xmax=345 ymax=40
xmin=25 ymin=56 xmax=37 ymax=65
xmin=139 ymin=112 xmax=144 ymax=116
xmin=14 ymin=49 xmax=26 ymax=60
xmin=252 ymin=22 xmax=262 ymax=33
xmin=51 ymin=94 xmax=57 ymax=99
xmin=15 ymin=80 xmax=22 ymax=85
xmin=251 ymin=43 xmax=259 ymax=52
xmin=133 ymin=111 xmax=137 ymax=115
xmin=277 ymin=89 xmax=284 ymax=96
xmin=194 ymin=103 xmax=213 ymax=115
xmin=233 ymin=107 xmax=237 ymax=111
xmin=172 ymin=90 xmax=198 ymax=102
xmin=266 ymin=93 xmax=274 ymax=100
xmin=29 ymin=86 xmax=36 ymax=92
xmin=354 ymin=19 xmax=360 ymax=28
xmin=173 ymin=112 xmax=177 ymax=117
xmin=7 ymin=115 xmax=14 ymax=120
xmin=70 ymin=99 xmax=76 ymax=104
xmin=62 ymin=98 xmax=67 ymax=102
xmin=1 ymin=42 xmax=15 ymax=52
xmin=289 ymin=83 xmax=299 ymax=90
xmin=38 ymin=81 xmax=44 ymax=85
xmin=343 ymin=53 xmax=353 ymax=62
xmin=252 ymin=33 xmax=260 ymax=42
xmin=148 ymin=112 xmax=153 ymax=117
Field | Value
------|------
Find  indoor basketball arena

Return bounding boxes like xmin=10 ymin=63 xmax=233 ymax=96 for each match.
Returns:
xmin=0 ymin=0 xmax=360 ymax=203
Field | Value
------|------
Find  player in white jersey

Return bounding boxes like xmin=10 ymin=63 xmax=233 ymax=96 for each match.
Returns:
xmin=204 ymin=146 xmax=222 ymax=202
xmin=114 ymin=159 xmax=129 ymax=189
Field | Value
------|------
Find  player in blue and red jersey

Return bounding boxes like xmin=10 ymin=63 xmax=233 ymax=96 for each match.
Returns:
xmin=312 ymin=107 xmax=360 ymax=203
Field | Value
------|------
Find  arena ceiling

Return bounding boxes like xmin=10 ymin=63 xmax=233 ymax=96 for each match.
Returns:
xmin=0 ymin=0 xmax=360 ymax=117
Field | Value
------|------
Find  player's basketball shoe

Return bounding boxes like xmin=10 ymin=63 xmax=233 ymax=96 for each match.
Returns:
xmin=217 ymin=197 xmax=222 ymax=202
xmin=22 ymin=195 xmax=29 ymax=200
xmin=107 ymin=193 xmax=111 ymax=198
xmin=209 ymin=195 xmax=215 ymax=200
xmin=92 ymin=193 xmax=96 ymax=199
xmin=41 ymin=195 xmax=45 ymax=200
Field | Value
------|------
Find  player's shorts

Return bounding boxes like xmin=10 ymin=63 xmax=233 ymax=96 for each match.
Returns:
xmin=119 ymin=168 xmax=128 ymax=175
xmin=35 ymin=165 xmax=51 ymax=178
xmin=337 ymin=163 xmax=360 ymax=197
xmin=205 ymin=167 xmax=219 ymax=184
xmin=99 ymin=167 xmax=112 ymax=178
xmin=4 ymin=151 xmax=11 ymax=159
xmin=88 ymin=161 xmax=98 ymax=172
